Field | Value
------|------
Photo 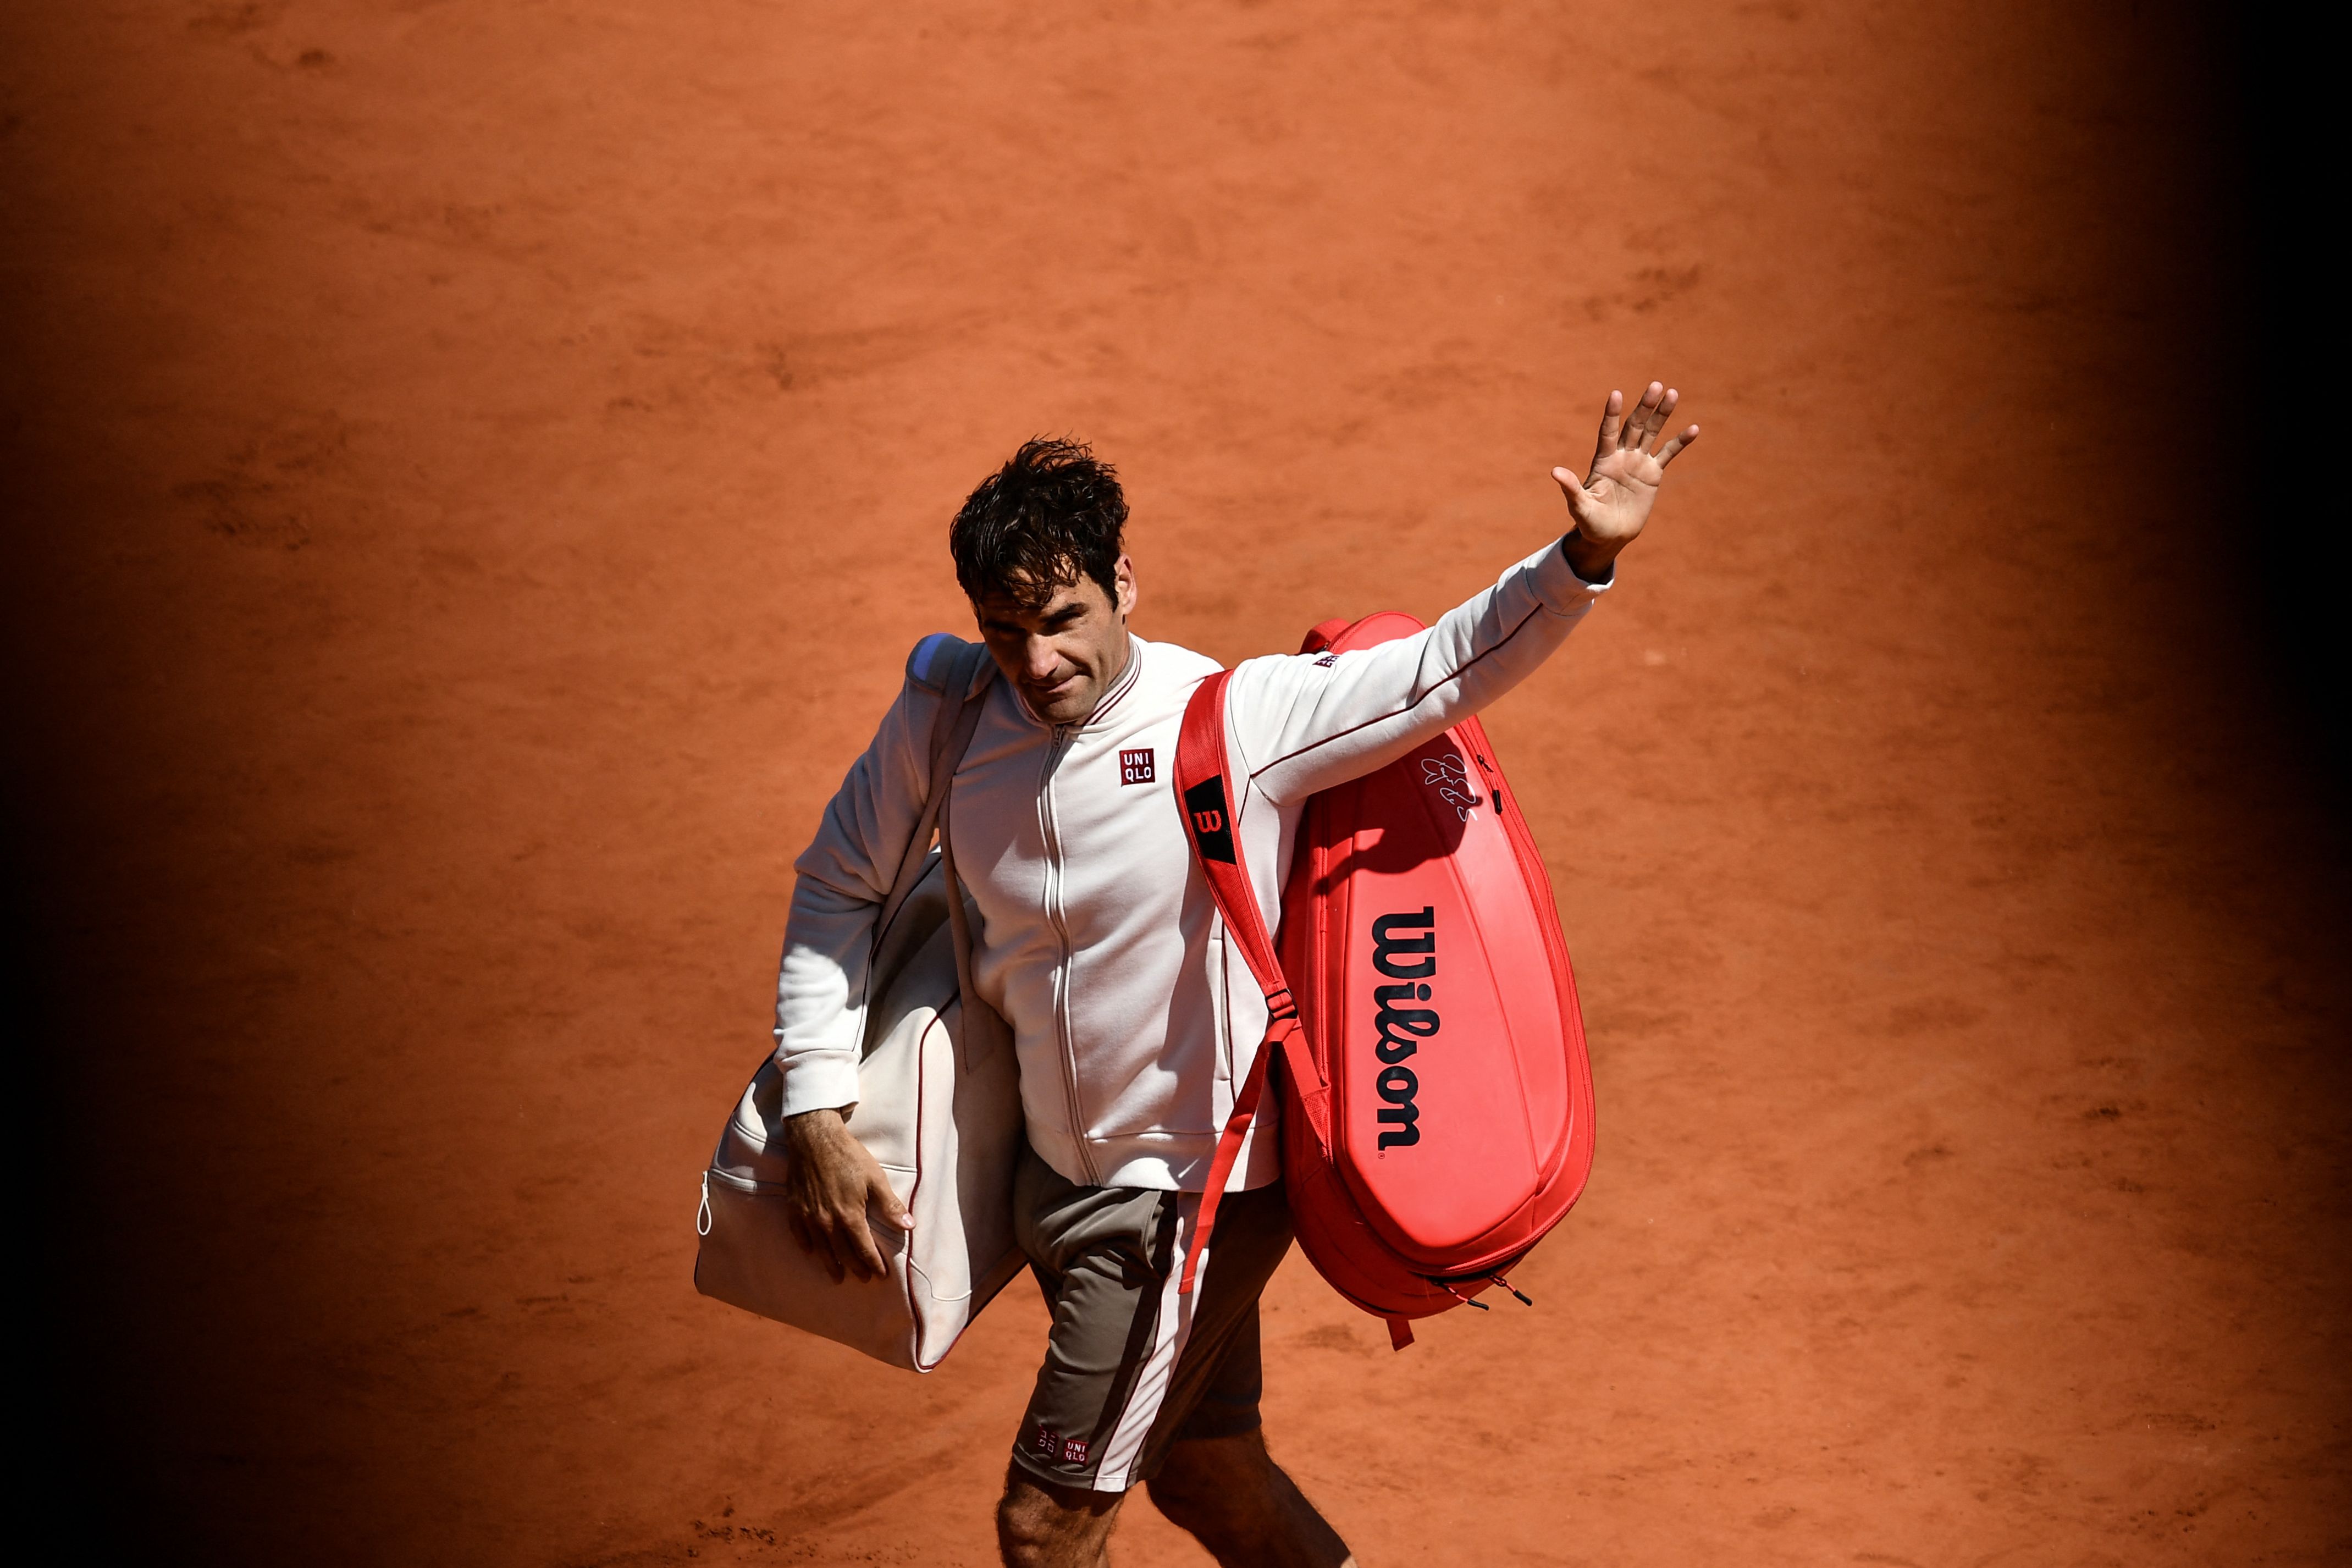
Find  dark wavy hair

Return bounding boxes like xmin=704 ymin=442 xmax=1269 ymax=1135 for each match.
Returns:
xmin=949 ymin=437 xmax=1128 ymax=610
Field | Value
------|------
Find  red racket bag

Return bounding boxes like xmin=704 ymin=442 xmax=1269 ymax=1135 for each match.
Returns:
xmin=1174 ymin=612 xmax=1597 ymax=1348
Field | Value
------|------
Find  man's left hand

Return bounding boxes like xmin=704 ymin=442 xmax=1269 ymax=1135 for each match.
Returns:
xmin=1555 ymin=380 xmax=1698 ymax=582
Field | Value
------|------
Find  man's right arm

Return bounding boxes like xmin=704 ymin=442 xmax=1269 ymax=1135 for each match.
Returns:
xmin=771 ymin=643 xmax=948 ymax=1280
xmin=773 ymin=674 xmax=933 ymax=1112
xmin=1225 ymin=383 xmax=1695 ymax=806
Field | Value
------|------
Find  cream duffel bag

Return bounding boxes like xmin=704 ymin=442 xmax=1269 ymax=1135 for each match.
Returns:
xmin=694 ymin=640 xmax=1025 ymax=1371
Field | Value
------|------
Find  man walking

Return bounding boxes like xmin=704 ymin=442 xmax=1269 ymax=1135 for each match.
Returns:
xmin=774 ymin=384 xmax=1697 ymax=1566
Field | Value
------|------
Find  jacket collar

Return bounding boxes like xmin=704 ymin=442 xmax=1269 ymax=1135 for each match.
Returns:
xmin=1006 ymin=631 xmax=1146 ymax=732
xmin=1084 ymin=634 xmax=1145 ymax=728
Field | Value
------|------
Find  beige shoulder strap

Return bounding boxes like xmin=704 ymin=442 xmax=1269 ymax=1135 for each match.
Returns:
xmin=870 ymin=640 xmax=995 ymax=962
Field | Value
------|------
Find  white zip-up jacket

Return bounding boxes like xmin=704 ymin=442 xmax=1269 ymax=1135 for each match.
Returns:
xmin=776 ymin=539 xmax=1609 ymax=1192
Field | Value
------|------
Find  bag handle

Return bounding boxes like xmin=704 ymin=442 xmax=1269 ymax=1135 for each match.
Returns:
xmin=935 ymin=693 xmax=1003 ymax=1072
xmin=1169 ymin=672 xmax=1332 ymax=1295
xmin=865 ymin=642 xmax=1001 ymax=1073
xmin=871 ymin=642 xmax=996 ymax=961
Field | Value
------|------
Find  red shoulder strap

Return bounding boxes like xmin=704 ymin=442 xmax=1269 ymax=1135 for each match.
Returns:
xmin=1174 ymin=673 xmax=1284 ymax=991
xmin=1171 ymin=672 xmax=1328 ymax=1294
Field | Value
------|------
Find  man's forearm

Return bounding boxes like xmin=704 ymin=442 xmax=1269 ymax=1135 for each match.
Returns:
xmin=1234 ymin=537 xmax=1609 ymax=805
xmin=774 ymin=876 xmax=880 ymax=1116
xmin=775 ymin=667 xmax=938 ymax=1116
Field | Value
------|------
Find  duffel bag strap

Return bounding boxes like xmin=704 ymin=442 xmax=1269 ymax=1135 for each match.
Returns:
xmin=1171 ymin=671 xmax=1328 ymax=1295
xmin=873 ymin=641 xmax=996 ymax=962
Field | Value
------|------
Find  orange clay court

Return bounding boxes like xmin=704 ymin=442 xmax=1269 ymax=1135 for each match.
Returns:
xmin=5 ymin=2 xmax=2345 ymax=1565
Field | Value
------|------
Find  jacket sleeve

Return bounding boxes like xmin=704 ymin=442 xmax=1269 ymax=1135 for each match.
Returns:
xmin=770 ymin=640 xmax=953 ymax=1116
xmin=1224 ymin=538 xmax=1610 ymax=807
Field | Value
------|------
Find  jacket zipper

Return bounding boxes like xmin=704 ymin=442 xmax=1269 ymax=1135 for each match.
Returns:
xmin=1037 ymin=721 xmax=1101 ymax=1184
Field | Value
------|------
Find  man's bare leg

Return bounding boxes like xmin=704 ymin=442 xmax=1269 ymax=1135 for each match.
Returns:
xmin=1146 ymin=1429 xmax=1355 ymax=1568
xmin=998 ymin=1467 xmax=1122 ymax=1568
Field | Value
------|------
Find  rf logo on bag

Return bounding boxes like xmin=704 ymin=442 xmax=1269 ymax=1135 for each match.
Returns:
xmin=1420 ymin=753 xmax=1481 ymax=821
xmin=1119 ymin=747 xmax=1156 ymax=785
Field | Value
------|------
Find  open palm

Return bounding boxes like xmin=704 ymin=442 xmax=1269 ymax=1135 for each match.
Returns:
xmin=1553 ymin=382 xmax=1697 ymax=571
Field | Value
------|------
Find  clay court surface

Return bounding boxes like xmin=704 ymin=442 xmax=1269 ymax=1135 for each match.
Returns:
xmin=6 ymin=2 xmax=2346 ymax=1564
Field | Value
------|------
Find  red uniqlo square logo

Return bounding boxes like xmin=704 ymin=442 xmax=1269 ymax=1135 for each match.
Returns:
xmin=1062 ymin=1437 xmax=1091 ymax=1464
xmin=1119 ymin=748 xmax=1156 ymax=785
xmin=1033 ymin=1425 xmax=1060 ymax=1456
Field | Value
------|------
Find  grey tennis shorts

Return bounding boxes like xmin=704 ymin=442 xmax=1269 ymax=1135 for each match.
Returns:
xmin=1008 ymin=1142 xmax=1294 ymax=1495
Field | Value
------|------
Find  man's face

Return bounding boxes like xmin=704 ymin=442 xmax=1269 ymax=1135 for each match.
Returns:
xmin=971 ymin=555 xmax=1137 ymax=727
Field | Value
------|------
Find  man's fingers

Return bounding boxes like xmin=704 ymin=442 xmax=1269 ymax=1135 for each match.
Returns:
xmin=1645 ymin=388 xmax=1680 ymax=451
xmin=791 ymin=1192 xmax=851 ymax=1281
xmin=1655 ymin=423 xmax=1700 ymax=467
xmin=1628 ymin=382 xmax=1665 ymax=448
xmin=1594 ymin=389 xmax=1625 ymax=462
xmin=873 ymin=1175 xmax=915 ymax=1233
xmin=841 ymin=1205 xmax=889 ymax=1279
xmin=1552 ymin=465 xmax=1593 ymax=524
xmin=853 ymin=1173 xmax=910 ymax=1279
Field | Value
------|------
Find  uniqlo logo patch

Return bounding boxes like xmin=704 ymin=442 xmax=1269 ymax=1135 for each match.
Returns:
xmin=1119 ymin=747 xmax=1156 ymax=785
xmin=1061 ymin=1436 xmax=1090 ymax=1464
xmin=1032 ymin=1424 xmax=1061 ymax=1457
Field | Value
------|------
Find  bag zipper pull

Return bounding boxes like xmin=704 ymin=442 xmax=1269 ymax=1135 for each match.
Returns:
xmin=696 ymin=1172 xmax=713 ymax=1238
xmin=1490 ymin=1272 xmax=1533 ymax=1306
xmin=1435 ymin=1278 xmax=1490 ymax=1311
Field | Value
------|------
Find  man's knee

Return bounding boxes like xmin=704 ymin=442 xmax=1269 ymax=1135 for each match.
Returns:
xmin=1145 ymin=1430 xmax=1267 ymax=1535
xmin=1148 ymin=1432 xmax=1353 ymax=1568
xmin=1142 ymin=1462 xmax=1214 ymax=1535
xmin=997 ymin=1468 xmax=1119 ymax=1568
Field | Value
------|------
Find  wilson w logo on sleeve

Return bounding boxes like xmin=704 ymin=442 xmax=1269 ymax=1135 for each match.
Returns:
xmin=1182 ymin=775 xmax=1236 ymax=863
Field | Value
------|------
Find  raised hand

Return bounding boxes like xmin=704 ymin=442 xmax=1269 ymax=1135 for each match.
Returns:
xmin=1554 ymin=381 xmax=1698 ymax=581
